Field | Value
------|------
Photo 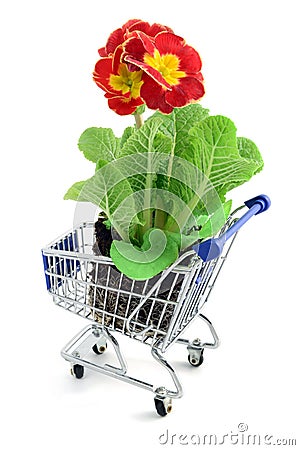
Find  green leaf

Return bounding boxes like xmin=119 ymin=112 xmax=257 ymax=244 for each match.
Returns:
xmin=237 ymin=137 xmax=264 ymax=175
xmin=95 ymin=159 xmax=109 ymax=171
xmin=222 ymin=198 xmax=232 ymax=218
xmin=180 ymin=232 xmax=200 ymax=249
xmin=134 ymin=104 xmax=146 ymax=115
xmin=66 ymin=108 xmax=264 ymax=282
xmin=64 ymin=163 xmax=137 ymax=241
xmin=162 ymin=155 xmax=225 ymax=234
xmin=199 ymin=199 xmax=232 ymax=239
xmin=103 ymin=219 xmax=111 ymax=229
xmin=196 ymin=215 xmax=209 ymax=228
xmin=120 ymin=126 xmax=135 ymax=148
xmin=64 ymin=180 xmax=87 ymax=201
xmin=119 ymin=118 xmax=172 ymax=232
xmin=146 ymin=104 xmax=211 ymax=221
xmin=166 ymin=230 xmax=199 ymax=250
xmin=121 ymin=118 xmax=171 ymax=157
xmin=189 ymin=116 xmax=263 ymax=195
xmin=110 ymin=228 xmax=179 ymax=280
xmin=147 ymin=103 xmax=209 ymax=162
xmin=78 ymin=127 xmax=120 ymax=163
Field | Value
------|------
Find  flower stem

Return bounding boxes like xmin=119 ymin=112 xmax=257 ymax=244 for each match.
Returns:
xmin=134 ymin=112 xmax=144 ymax=129
xmin=133 ymin=110 xmax=145 ymax=243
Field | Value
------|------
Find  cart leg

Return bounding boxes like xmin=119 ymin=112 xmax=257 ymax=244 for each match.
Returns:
xmin=175 ymin=313 xmax=220 ymax=367
xmin=62 ymin=326 xmax=183 ymax=416
xmin=197 ymin=313 xmax=220 ymax=350
xmin=151 ymin=342 xmax=183 ymax=416
xmin=62 ymin=324 xmax=128 ymax=377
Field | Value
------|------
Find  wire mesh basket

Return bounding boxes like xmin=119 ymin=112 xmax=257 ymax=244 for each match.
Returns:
xmin=42 ymin=219 xmax=229 ymax=351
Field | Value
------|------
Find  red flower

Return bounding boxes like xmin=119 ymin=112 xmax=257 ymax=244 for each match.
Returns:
xmin=98 ymin=19 xmax=173 ymax=57
xmin=123 ymin=32 xmax=205 ymax=113
xmin=93 ymin=46 xmax=144 ymax=115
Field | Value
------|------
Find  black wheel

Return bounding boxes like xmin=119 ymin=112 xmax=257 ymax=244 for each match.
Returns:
xmin=92 ymin=342 xmax=107 ymax=355
xmin=188 ymin=349 xmax=204 ymax=367
xmin=154 ymin=398 xmax=172 ymax=417
xmin=72 ymin=364 xmax=84 ymax=379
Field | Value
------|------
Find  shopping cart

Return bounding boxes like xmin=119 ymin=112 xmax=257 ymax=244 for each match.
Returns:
xmin=42 ymin=194 xmax=270 ymax=416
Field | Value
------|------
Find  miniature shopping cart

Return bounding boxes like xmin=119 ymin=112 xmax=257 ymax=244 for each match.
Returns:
xmin=42 ymin=194 xmax=270 ymax=416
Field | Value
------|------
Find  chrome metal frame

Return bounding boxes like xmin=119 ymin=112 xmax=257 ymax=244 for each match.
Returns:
xmin=42 ymin=208 xmax=244 ymax=408
xmin=61 ymin=312 xmax=219 ymax=400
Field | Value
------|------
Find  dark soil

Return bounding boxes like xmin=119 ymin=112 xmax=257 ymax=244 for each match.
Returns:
xmin=93 ymin=217 xmax=113 ymax=257
xmin=88 ymin=217 xmax=185 ymax=337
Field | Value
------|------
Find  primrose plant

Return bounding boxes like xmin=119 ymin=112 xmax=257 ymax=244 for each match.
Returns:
xmin=65 ymin=19 xmax=264 ymax=280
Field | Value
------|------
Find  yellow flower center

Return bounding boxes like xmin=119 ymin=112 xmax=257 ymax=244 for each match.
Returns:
xmin=144 ymin=49 xmax=186 ymax=86
xmin=109 ymin=64 xmax=143 ymax=98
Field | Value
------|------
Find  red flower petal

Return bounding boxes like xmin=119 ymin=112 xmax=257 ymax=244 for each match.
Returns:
xmin=112 ymin=45 xmax=124 ymax=73
xmin=124 ymin=33 xmax=155 ymax=63
xmin=165 ymin=77 xmax=205 ymax=107
xmin=140 ymin=75 xmax=173 ymax=113
xmin=128 ymin=21 xmax=174 ymax=38
xmin=125 ymin=54 xmax=171 ymax=89
xmin=98 ymin=46 xmax=107 ymax=57
xmin=165 ymin=85 xmax=187 ymax=108
xmin=122 ymin=19 xmax=143 ymax=32
xmin=155 ymin=32 xmax=202 ymax=72
xmin=124 ymin=31 xmax=203 ymax=90
xmin=93 ymin=58 xmax=115 ymax=93
xmin=134 ymin=31 xmax=156 ymax=54
xmin=123 ymin=36 xmax=146 ymax=66
xmin=155 ymin=32 xmax=185 ymax=55
xmin=104 ymin=90 xmax=131 ymax=99
xmin=106 ymin=93 xmax=144 ymax=115
xmin=122 ymin=19 xmax=173 ymax=37
xmin=124 ymin=34 xmax=173 ymax=88
xmin=194 ymin=72 xmax=204 ymax=82
xmin=99 ymin=20 xmax=174 ymax=57
xmin=176 ymin=45 xmax=202 ymax=72
xmin=146 ymin=22 xmax=174 ymax=36
xmin=105 ymin=28 xmax=124 ymax=55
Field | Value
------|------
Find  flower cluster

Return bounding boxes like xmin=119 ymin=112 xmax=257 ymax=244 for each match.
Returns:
xmin=93 ymin=19 xmax=205 ymax=115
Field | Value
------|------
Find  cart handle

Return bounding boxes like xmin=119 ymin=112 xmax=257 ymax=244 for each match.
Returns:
xmin=193 ymin=194 xmax=271 ymax=262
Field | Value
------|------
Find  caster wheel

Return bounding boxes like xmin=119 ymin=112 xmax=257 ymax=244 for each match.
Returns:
xmin=71 ymin=364 xmax=84 ymax=379
xmin=92 ymin=342 xmax=107 ymax=355
xmin=188 ymin=349 xmax=204 ymax=367
xmin=154 ymin=398 xmax=172 ymax=417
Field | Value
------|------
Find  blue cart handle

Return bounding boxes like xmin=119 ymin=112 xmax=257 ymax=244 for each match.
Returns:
xmin=193 ymin=194 xmax=271 ymax=262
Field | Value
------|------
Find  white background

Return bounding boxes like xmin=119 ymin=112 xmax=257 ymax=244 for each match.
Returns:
xmin=1 ymin=0 xmax=299 ymax=448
